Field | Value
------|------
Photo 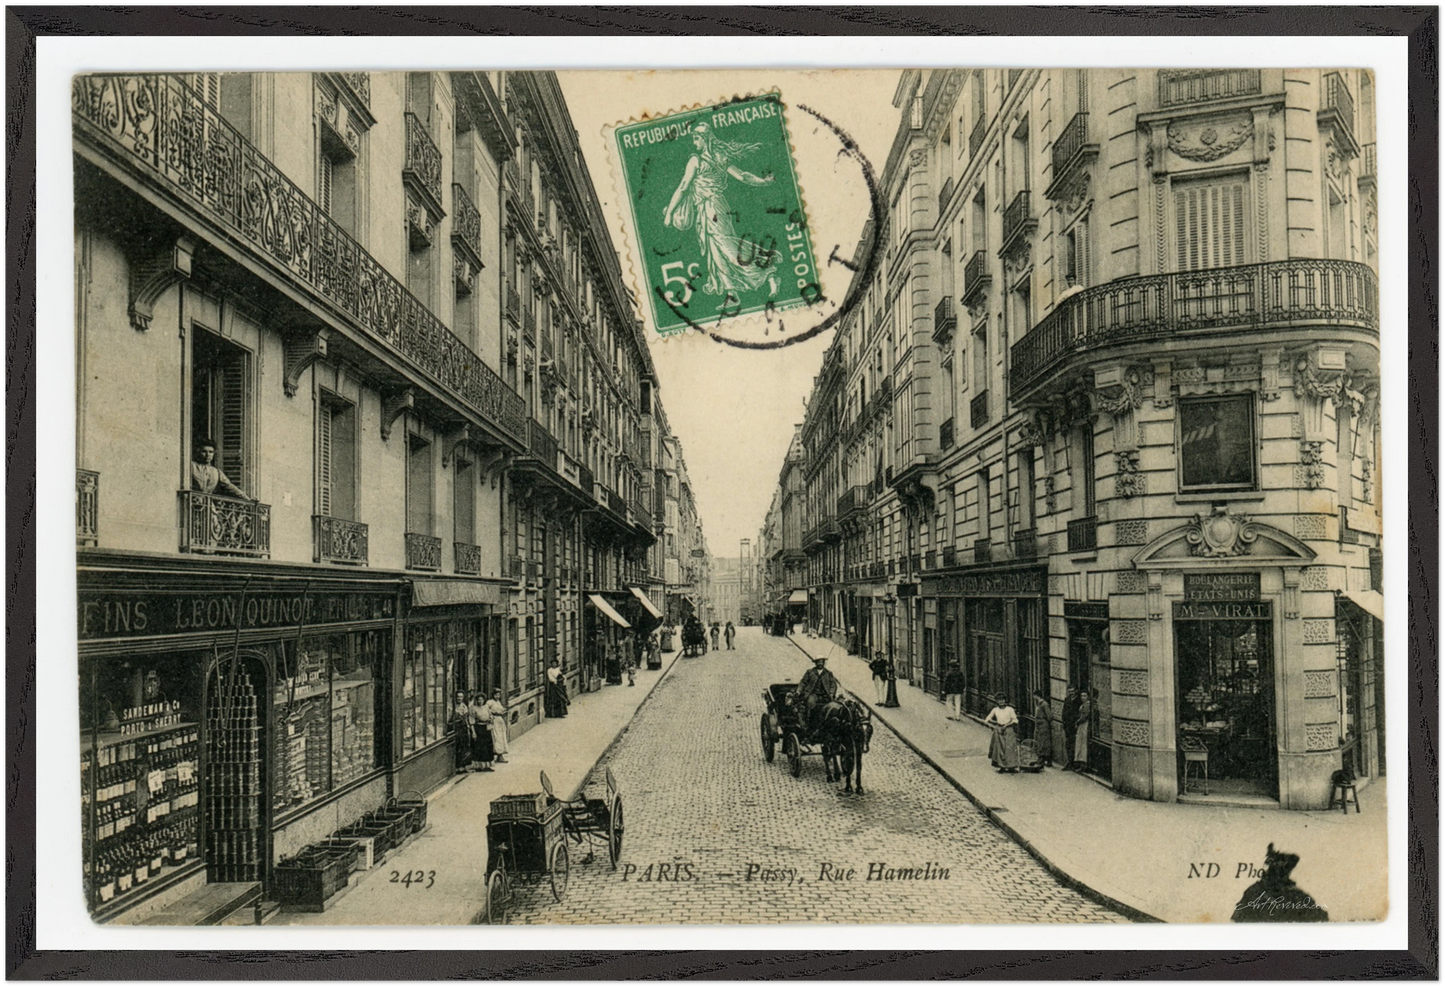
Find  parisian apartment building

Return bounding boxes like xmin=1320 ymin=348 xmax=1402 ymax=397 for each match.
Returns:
xmin=72 ymin=69 xmax=705 ymax=921
xmin=770 ymin=67 xmax=1381 ymax=812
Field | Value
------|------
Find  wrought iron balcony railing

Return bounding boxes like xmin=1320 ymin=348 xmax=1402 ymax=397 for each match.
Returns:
xmin=77 ymin=469 xmax=99 ymax=547
xmin=526 ymin=418 xmax=559 ymax=469
xmin=451 ymin=182 xmax=482 ymax=268
xmin=1012 ymin=527 xmax=1037 ymax=560
xmin=962 ymin=250 xmax=991 ymax=306
xmin=335 ymin=72 xmax=370 ymax=107
xmin=1009 ymin=259 xmax=1378 ymax=397
xmin=72 ymin=75 xmax=525 ymax=445
xmin=1322 ymin=72 xmax=1356 ymax=146
xmin=505 ymin=283 xmax=521 ymax=324
xmin=939 ymin=416 xmax=956 ymax=451
xmin=1359 ymin=143 xmax=1377 ymax=188
xmin=180 ymin=491 xmax=271 ymax=557
xmin=939 ymin=176 xmax=954 ymax=217
xmin=403 ymin=112 xmax=444 ymax=220
xmin=837 ymin=484 xmax=870 ymax=518
xmin=314 ymin=515 xmax=368 ymax=565
xmin=523 ymin=307 xmax=537 ymax=344
xmin=970 ymin=390 xmax=990 ymax=430
xmin=933 ymin=296 xmax=957 ymax=343
xmin=454 ymin=541 xmax=482 ymax=575
xmin=1157 ymin=69 xmax=1262 ymax=108
xmin=1000 ymin=189 xmax=1036 ymax=254
xmin=1050 ymin=111 xmax=1091 ymax=187
xmin=1067 ymin=516 xmax=1098 ymax=554
xmin=606 ymin=487 xmax=627 ymax=518
xmin=405 ymin=532 xmax=442 ymax=571
xmin=969 ymin=115 xmax=987 ymax=159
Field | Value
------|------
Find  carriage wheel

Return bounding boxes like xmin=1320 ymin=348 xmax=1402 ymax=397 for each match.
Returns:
xmin=760 ymin=715 xmax=776 ymax=762
xmin=785 ymin=734 xmax=802 ymax=778
xmin=483 ymin=868 xmax=510 ymax=925
xmin=549 ymin=842 xmax=570 ymax=901
xmin=608 ymin=798 xmax=625 ymax=869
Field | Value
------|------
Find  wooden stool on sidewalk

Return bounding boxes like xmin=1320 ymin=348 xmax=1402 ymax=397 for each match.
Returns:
xmin=1181 ymin=735 xmax=1209 ymax=795
xmin=1329 ymin=769 xmax=1361 ymax=814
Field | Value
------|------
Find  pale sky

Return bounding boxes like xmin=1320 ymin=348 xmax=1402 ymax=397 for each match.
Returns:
xmin=557 ymin=69 xmax=902 ymax=553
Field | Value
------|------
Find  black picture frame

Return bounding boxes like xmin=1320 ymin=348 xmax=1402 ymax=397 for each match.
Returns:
xmin=9 ymin=5 xmax=1436 ymax=979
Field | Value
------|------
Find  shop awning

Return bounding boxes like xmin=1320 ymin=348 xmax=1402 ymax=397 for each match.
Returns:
xmin=411 ymin=580 xmax=504 ymax=608
xmin=787 ymin=589 xmax=809 ymax=605
xmin=629 ymin=586 xmax=664 ymax=619
xmin=1340 ymin=589 xmax=1385 ymax=623
xmin=588 ymin=594 xmax=632 ymax=629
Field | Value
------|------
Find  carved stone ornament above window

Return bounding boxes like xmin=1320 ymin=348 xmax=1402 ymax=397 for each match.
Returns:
xmin=1186 ymin=507 xmax=1259 ymax=558
xmin=1167 ymin=115 xmax=1253 ymax=162
xmin=909 ymin=148 xmax=929 ymax=168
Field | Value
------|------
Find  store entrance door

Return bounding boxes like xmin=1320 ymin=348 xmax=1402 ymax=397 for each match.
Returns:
xmin=1174 ymin=607 xmax=1276 ymax=798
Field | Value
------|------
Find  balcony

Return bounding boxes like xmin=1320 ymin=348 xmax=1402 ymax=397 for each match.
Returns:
xmin=72 ymin=75 xmax=525 ymax=446
xmin=1012 ymin=527 xmax=1037 ymax=560
xmin=1000 ymin=189 xmax=1037 ymax=257
xmin=1047 ymin=112 xmax=1097 ymax=200
xmin=974 ymin=539 xmax=992 ymax=565
xmin=403 ymin=112 xmax=445 ymax=221
xmin=77 ymin=469 xmax=99 ymax=546
xmin=526 ymin=418 xmax=559 ymax=470
xmin=180 ymin=491 xmax=271 ymax=558
xmin=454 ymin=542 xmax=481 ymax=575
xmin=939 ymin=416 xmax=956 ymax=451
xmin=970 ymin=390 xmax=990 ymax=430
xmin=941 ymin=545 xmax=957 ymax=567
xmin=822 ymin=517 xmax=841 ymax=542
xmin=314 ymin=515 xmax=368 ymax=565
xmin=1008 ymin=259 xmax=1379 ymax=398
xmin=606 ymin=487 xmax=627 ymax=518
xmin=1067 ymin=516 xmax=1098 ymax=554
xmin=578 ymin=463 xmax=595 ymax=496
xmin=1359 ymin=143 xmax=1377 ymax=191
xmin=526 ymin=560 xmax=541 ymax=582
xmin=405 ymin=532 xmax=442 ymax=572
xmin=933 ymin=296 xmax=957 ymax=343
xmin=969 ymin=115 xmax=987 ymax=159
xmin=523 ymin=307 xmax=537 ymax=345
xmin=1320 ymin=72 xmax=1357 ymax=150
xmin=505 ymin=283 xmax=521 ymax=325
xmin=1157 ymin=69 xmax=1262 ymax=108
xmin=837 ymin=484 xmax=870 ymax=519
xmin=451 ymin=183 xmax=482 ymax=269
xmin=962 ymin=250 xmax=991 ymax=308
xmin=508 ymin=555 xmax=524 ymax=581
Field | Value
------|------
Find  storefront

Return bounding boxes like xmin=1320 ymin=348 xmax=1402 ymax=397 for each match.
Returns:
xmin=77 ymin=560 xmax=403 ymax=922
xmin=586 ymin=593 xmax=632 ymax=688
xmin=1064 ymin=602 xmax=1112 ymax=778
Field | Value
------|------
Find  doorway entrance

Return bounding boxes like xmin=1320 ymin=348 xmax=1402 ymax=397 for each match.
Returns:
xmin=1173 ymin=606 xmax=1277 ymax=798
xmin=1066 ymin=617 xmax=1112 ymax=779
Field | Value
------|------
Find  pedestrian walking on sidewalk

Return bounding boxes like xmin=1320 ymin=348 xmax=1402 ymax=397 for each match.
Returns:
xmin=942 ymin=663 xmax=965 ymax=720
xmin=1030 ymin=689 xmax=1054 ymax=767
xmin=453 ymin=691 xmax=475 ymax=773
xmin=1061 ymin=687 xmax=1081 ymax=771
xmin=869 ymin=653 xmax=891 ymax=704
xmin=984 ymin=694 xmax=1021 ymax=772
xmin=710 ymin=623 xmax=721 ymax=651
xmin=1073 ymin=689 xmax=1094 ymax=773
xmin=724 ymin=621 xmax=736 ymax=649
xmin=545 ymin=659 xmax=571 ymax=718
xmin=485 ymin=689 xmax=509 ymax=763
xmin=469 ymin=691 xmax=495 ymax=770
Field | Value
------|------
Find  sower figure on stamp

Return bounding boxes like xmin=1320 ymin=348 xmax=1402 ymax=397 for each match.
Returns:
xmin=796 ymin=653 xmax=840 ymax=737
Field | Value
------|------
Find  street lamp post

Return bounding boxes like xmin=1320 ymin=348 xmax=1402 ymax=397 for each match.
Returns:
xmin=881 ymin=594 xmax=900 ymax=708
xmin=740 ymin=537 xmax=750 ymax=625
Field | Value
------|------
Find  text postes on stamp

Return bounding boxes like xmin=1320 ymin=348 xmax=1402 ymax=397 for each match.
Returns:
xmin=614 ymin=94 xmax=820 ymax=336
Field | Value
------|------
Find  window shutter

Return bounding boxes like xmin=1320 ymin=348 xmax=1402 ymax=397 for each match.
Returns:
xmin=318 ymin=154 xmax=333 ymax=216
xmin=218 ymin=356 xmax=248 ymax=494
xmin=317 ymin=401 xmax=333 ymax=517
xmin=1174 ymin=177 xmax=1247 ymax=272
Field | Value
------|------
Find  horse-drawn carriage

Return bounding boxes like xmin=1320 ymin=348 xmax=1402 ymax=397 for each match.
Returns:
xmin=481 ymin=769 xmax=625 ymax=924
xmin=680 ymin=618 xmax=708 ymax=658
xmin=759 ymin=682 xmax=873 ymax=793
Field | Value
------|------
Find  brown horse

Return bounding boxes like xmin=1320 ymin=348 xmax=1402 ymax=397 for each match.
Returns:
xmin=817 ymin=698 xmax=873 ymax=794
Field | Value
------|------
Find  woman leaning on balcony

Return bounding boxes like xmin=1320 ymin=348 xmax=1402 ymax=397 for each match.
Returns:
xmin=190 ymin=440 xmax=250 ymax=500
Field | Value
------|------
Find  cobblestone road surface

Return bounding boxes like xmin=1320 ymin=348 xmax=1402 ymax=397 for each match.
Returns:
xmin=502 ymin=629 xmax=1127 ymax=924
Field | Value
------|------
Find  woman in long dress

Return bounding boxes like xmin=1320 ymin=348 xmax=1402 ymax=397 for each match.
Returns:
xmin=984 ymin=694 xmax=1021 ymax=773
xmin=1073 ymin=689 xmax=1094 ymax=773
xmin=452 ymin=691 xmax=475 ymax=773
xmin=545 ymin=659 xmax=570 ymax=718
xmin=484 ymin=689 xmax=509 ymax=764
xmin=663 ymin=123 xmax=781 ymax=307
xmin=468 ymin=692 xmax=495 ymax=771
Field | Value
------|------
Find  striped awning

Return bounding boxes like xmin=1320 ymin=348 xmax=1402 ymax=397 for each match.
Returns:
xmin=588 ymin=594 xmax=632 ymax=629
xmin=787 ymin=589 xmax=809 ymax=605
xmin=629 ymin=586 xmax=664 ymax=619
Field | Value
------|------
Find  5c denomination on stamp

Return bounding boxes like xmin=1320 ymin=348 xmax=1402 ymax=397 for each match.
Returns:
xmin=613 ymin=93 xmax=820 ymax=335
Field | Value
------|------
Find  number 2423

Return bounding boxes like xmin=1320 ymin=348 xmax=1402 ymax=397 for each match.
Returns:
xmin=390 ymin=869 xmax=436 ymax=889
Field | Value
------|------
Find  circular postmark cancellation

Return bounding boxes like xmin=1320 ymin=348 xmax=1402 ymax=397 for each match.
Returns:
xmin=608 ymin=92 xmax=883 ymax=350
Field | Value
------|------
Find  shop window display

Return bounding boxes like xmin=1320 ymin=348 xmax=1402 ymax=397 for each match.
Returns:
xmin=401 ymin=623 xmax=457 ymax=756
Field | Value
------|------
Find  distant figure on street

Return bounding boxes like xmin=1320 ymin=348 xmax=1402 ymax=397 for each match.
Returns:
xmin=469 ymin=691 xmax=495 ymax=770
xmin=191 ymin=439 xmax=249 ymax=499
xmin=796 ymin=653 xmax=840 ymax=735
xmin=605 ymin=636 xmax=624 ymax=685
xmin=1061 ymin=687 xmax=1082 ymax=771
xmin=1232 ymin=844 xmax=1329 ymax=922
xmin=545 ymin=658 xmax=570 ymax=718
xmin=1030 ymin=689 xmax=1053 ymax=767
xmin=453 ymin=691 xmax=475 ymax=773
xmin=484 ymin=689 xmax=509 ymax=764
xmin=710 ymin=623 xmax=721 ymax=651
xmin=724 ymin=621 xmax=736 ymax=649
xmin=660 ymin=622 xmax=675 ymax=653
xmin=942 ymin=663 xmax=966 ymax=720
xmin=985 ymin=694 xmax=1020 ymax=772
xmin=869 ymin=653 xmax=891 ymax=704
xmin=1073 ymin=689 xmax=1095 ymax=773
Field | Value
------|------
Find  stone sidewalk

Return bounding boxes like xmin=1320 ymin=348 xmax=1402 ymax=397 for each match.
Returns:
xmin=274 ymin=648 xmax=682 ymax=926
xmin=786 ymin=633 xmax=1388 ymax=924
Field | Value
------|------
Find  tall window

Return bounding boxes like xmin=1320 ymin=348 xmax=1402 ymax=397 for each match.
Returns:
xmin=1018 ymin=449 xmax=1036 ymax=530
xmin=1179 ymin=395 xmax=1257 ymax=491
xmin=406 ymin=73 xmax=437 ymax=309
xmin=972 ymin=187 xmax=987 ymax=252
xmin=1079 ymin=423 xmax=1096 ymax=516
xmin=454 ymin=456 xmax=476 ymax=547
xmin=1064 ymin=218 xmax=1090 ymax=288
xmin=317 ymin=113 xmax=358 ymax=236
xmin=971 ymin=325 xmax=989 ymax=394
xmin=406 ymin=434 xmax=434 ymax=535
xmin=191 ymin=329 xmax=251 ymax=496
xmin=317 ymin=393 xmax=357 ymax=520
xmin=1174 ymin=175 xmax=1248 ymax=272
xmin=190 ymin=73 xmax=253 ymax=139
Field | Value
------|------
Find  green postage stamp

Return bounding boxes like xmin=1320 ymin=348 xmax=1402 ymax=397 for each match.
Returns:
xmin=613 ymin=94 xmax=820 ymax=334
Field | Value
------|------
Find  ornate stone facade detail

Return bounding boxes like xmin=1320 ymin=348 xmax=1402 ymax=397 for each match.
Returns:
xmin=1186 ymin=507 xmax=1259 ymax=557
xmin=1115 ymin=570 xmax=1147 ymax=594
xmin=1300 ymin=567 xmax=1330 ymax=592
xmin=1116 ymin=450 xmax=1145 ymax=498
xmin=909 ymin=147 xmax=929 ymax=168
xmin=1061 ymin=172 xmax=1092 ymax=219
xmin=1042 ymin=475 xmax=1057 ymax=515
xmin=1115 ymin=669 xmax=1150 ymax=697
xmin=1297 ymin=440 xmax=1325 ymax=489
xmin=1304 ymin=722 xmax=1339 ymax=752
xmin=1260 ymin=348 xmax=1281 ymax=400
xmin=1302 ymin=619 xmax=1334 ymax=644
xmin=1050 ymin=658 xmax=1068 ymax=682
xmin=1303 ymin=669 xmax=1336 ymax=699
xmin=1116 ymin=519 xmax=1149 ymax=546
xmin=1152 ymin=360 xmax=1173 ymax=409
xmin=1018 ymin=415 xmax=1046 ymax=448
xmin=1113 ymin=718 xmax=1151 ymax=748
xmin=1094 ymin=366 xmax=1148 ymax=418
xmin=1255 ymin=163 xmax=1269 ymax=262
xmin=1361 ymin=458 xmax=1374 ymax=504
xmin=1114 ymin=619 xmax=1148 ymax=645
xmin=1167 ymin=116 xmax=1253 ymax=162
xmin=1147 ymin=571 xmax=1165 ymax=621
xmin=1154 ymin=175 xmax=1168 ymax=273
xmin=1294 ymin=514 xmax=1328 ymax=540
xmin=1290 ymin=413 xmax=1304 ymax=439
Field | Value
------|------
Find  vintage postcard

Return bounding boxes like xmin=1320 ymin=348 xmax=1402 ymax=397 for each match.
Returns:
xmin=65 ymin=61 xmax=1391 ymax=933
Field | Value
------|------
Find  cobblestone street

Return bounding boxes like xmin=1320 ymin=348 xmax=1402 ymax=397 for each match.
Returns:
xmin=504 ymin=629 xmax=1126 ymax=924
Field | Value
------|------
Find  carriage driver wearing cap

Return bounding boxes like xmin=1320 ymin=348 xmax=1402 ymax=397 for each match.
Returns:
xmin=796 ymin=653 xmax=840 ymax=735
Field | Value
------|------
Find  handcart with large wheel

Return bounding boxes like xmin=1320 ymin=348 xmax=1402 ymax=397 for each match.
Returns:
xmin=481 ymin=790 xmax=569 ymax=925
xmin=542 ymin=767 xmax=624 ymax=869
